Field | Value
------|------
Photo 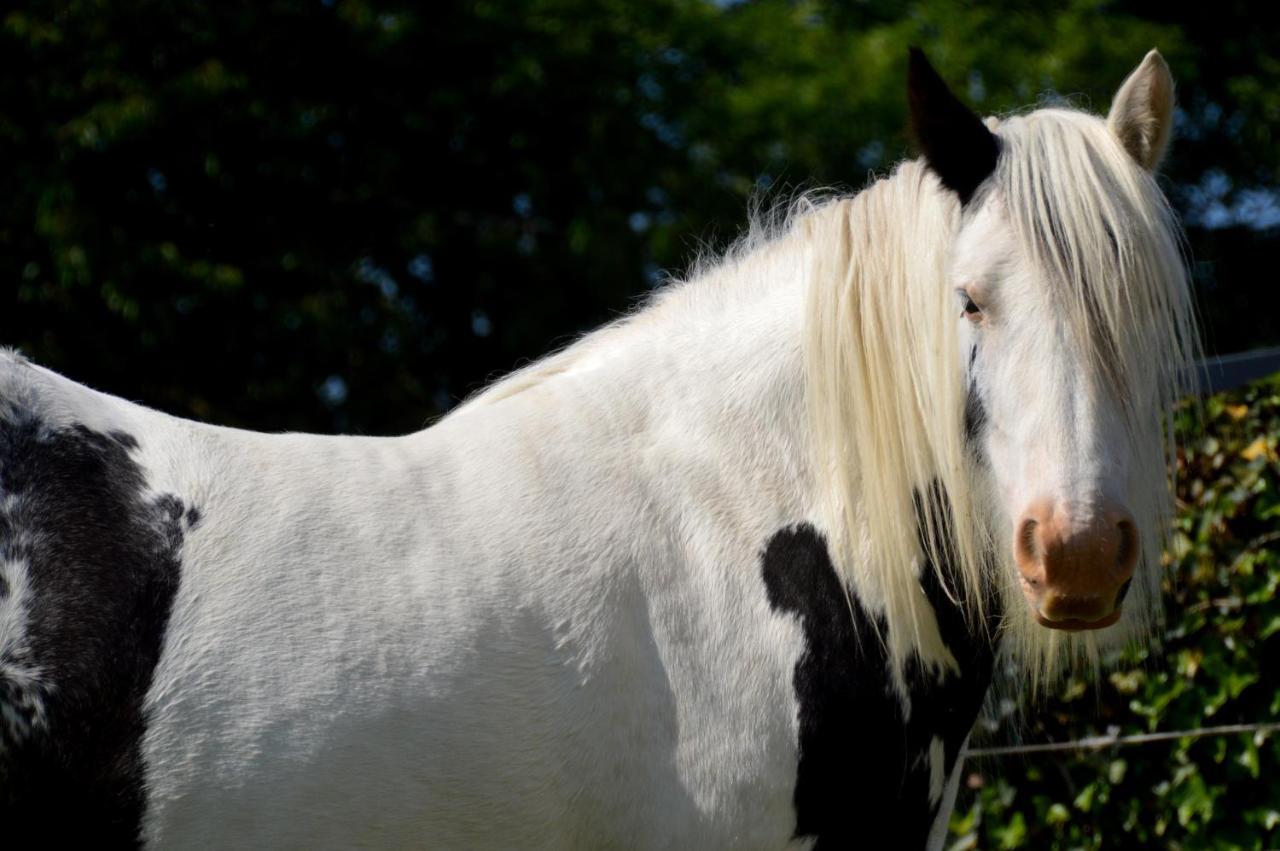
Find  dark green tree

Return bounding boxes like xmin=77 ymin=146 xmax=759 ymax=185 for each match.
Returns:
xmin=4 ymin=1 xmax=1277 ymax=433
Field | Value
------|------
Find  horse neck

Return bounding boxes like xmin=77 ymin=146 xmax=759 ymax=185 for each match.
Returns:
xmin=635 ymin=250 xmax=812 ymax=466
xmin=455 ymin=234 xmax=819 ymax=528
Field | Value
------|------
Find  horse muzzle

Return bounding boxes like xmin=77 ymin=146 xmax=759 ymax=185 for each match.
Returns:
xmin=1013 ymin=499 xmax=1138 ymax=631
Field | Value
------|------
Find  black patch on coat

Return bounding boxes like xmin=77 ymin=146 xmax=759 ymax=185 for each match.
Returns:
xmin=907 ymin=47 xmax=1000 ymax=206
xmin=910 ymin=484 xmax=1000 ymax=772
xmin=0 ymin=417 xmax=188 ymax=847
xmin=762 ymin=487 xmax=998 ymax=849
xmin=963 ymin=347 xmax=987 ymax=449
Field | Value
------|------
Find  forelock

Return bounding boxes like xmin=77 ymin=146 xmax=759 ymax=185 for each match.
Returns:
xmin=992 ymin=107 xmax=1195 ymax=407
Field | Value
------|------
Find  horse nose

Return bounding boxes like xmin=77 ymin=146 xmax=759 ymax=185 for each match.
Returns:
xmin=1013 ymin=500 xmax=1138 ymax=631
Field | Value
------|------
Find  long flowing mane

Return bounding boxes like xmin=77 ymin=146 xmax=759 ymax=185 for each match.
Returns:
xmin=454 ymin=106 xmax=1197 ymax=689
xmin=805 ymin=110 xmax=1198 ymax=686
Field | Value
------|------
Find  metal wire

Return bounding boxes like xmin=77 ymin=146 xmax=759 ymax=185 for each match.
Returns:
xmin=964 ymin=721 xmax=1280 ymax=758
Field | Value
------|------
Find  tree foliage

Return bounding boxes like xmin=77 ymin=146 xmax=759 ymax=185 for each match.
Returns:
xmin=3 ymin=1 xmax=1278 ymax=432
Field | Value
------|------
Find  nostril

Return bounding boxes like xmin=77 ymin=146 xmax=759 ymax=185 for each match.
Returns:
xmin=1017 ymin=518 xmax=1039 ymax=564
xmin=1114 ymin=578 xmax=1133 ymax=606
xmin=1115 ymin=518 xmax=1138 ymax=573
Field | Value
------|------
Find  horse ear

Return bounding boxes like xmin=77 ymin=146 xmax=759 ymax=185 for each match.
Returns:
xmin=1107 ymin=49 xmax=1175 ymax=172
xmin=907 ymin=47 xmax=999 ymax=205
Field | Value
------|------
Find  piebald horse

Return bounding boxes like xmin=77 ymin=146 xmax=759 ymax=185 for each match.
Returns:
xmin=0 ymin=50 xmax=1196 ymax=848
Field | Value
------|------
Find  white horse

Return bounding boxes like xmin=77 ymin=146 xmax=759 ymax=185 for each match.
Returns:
xmin=0 ymin=50 xmax=1195 ymax=848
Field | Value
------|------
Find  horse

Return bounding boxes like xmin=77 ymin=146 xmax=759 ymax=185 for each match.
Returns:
xmin=0 ymin=49 xmax=1196 ymax=848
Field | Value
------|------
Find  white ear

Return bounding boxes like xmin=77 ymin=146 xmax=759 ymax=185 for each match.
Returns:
xmin=1107 ymin=49 xmax=1175 ymax=171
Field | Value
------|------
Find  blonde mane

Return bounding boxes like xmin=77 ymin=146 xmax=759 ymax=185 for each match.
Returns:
xmin=452 ymin=106 xmax=1197 ymax=690
xmin=805 ymin=110 xmax=1198 ymax=687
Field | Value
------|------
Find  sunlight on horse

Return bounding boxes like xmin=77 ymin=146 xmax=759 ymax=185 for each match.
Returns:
xmin=0 ymin=50 xmax=1196 ymax=848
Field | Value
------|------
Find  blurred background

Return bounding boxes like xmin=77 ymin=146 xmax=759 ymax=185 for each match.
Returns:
xmin=4 ymin=1 xmax=1279 ymax=434
xmin=2 ymin=2 xmax=1278 ymax=847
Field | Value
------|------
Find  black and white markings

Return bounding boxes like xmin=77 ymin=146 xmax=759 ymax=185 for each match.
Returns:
xmin=964 ymin=345 xmax=988 ymax=449
xmin=762 ymin=490 xmax=997 ymax=849
xmin=0 ymin=415 xmax=190 ymax=847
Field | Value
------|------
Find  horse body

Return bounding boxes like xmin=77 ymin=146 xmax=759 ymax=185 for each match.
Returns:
xmin=2 ymin=238 xmax=971 ymax=847
xmin=137 ymin=252 xmax=823 ymax=847
xmin=1 ymin=50 xmax=1194 ymax=849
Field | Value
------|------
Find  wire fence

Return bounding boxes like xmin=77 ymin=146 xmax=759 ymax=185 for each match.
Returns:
xmin=964 ymin=721 xmax=1280 ymax=759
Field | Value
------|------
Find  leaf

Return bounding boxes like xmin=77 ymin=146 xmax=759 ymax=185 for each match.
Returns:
xmin=1238 ymin=739 xmax=1261 ymax=778
xmin=994 ymin=812 xmax=1027 ymax=849
xmin=1074 ymin=782 xmax=1097 ymax=813
xmin=1241 ymin=436 xmax=1270 ymax=461
xmin=1046 ymin=802 xmax=1070 ymax=825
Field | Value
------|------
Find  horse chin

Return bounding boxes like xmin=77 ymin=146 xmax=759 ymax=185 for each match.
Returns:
xmin=1030 ymin=608 xmax=1122 ymax=632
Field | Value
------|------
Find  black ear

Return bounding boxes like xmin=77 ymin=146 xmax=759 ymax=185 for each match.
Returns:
xmin=907 ymin=47 xmax=999 ymax=205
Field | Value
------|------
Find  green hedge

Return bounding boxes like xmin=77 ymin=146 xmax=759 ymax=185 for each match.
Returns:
xmin=950 ymin=377 xmax=1280 ymax=850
